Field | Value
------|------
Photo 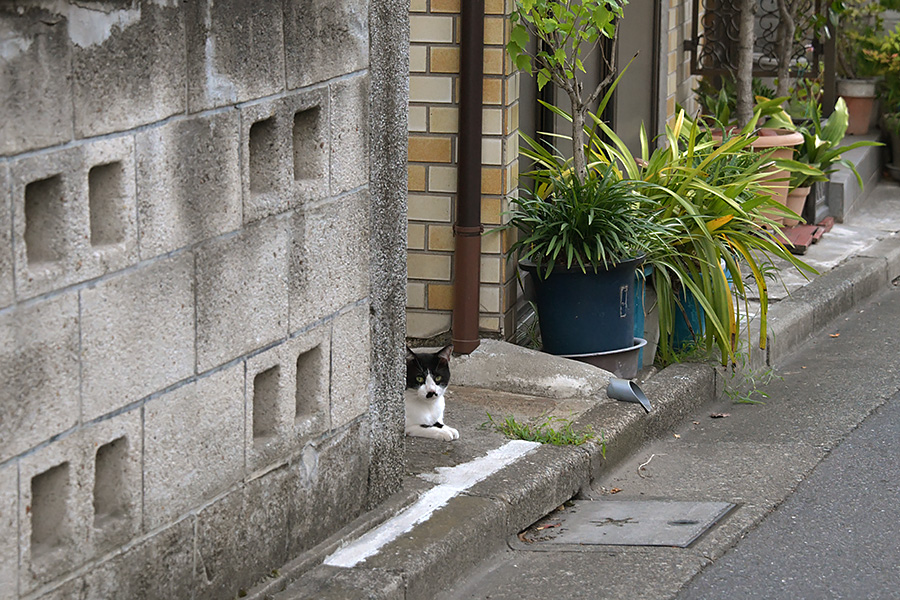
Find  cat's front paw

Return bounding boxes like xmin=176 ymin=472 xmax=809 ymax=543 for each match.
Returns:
xmin=442 ymin=425 xmax=459 ymax=441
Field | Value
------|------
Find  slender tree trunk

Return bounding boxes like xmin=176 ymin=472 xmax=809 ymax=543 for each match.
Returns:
xmin=736 ymin=0 xmax=756 ymax=128
xmin=775 ymin=0 xmax=796 ymax=101
xmin=571 ymin=100 xmax=588 ymax=184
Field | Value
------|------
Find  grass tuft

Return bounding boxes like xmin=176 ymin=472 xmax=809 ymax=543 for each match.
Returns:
xmin=484 ymin=412 xmax=605 ymax=454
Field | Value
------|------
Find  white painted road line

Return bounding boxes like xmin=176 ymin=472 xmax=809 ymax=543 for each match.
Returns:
xmin=324 ymin=440 xmax=541 ymax=568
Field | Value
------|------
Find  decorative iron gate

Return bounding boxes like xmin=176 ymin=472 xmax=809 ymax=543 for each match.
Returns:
xmin=687 ymin=0 xmax=826 ymax=77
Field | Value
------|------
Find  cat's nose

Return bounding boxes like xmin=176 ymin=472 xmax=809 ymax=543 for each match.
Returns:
xmin=426 ymin=391 xmax=436 ymax=398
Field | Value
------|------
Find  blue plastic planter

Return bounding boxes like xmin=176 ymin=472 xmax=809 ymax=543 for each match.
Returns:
xmin=633 ymin=266 xmax=653 ymax=367
xmin=522 ymin=256 xmax=643 ymax=356
xmin=673 ymin=288 xmax=705 ymax=349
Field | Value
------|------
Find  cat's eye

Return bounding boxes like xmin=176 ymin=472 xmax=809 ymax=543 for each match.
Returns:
xmin=434 ymin=376 xmax=442 ymax=382
xmin=416 ymin=376 xmax=425 ymax=383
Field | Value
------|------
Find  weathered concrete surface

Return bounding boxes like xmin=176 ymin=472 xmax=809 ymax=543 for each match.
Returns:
xmin=0 ymin=164 xmax=11 ymax=309
xmin=195 ymin=215 xmax=290 ymax=372
xmin=452 ymin=339 xmax=615 ymax=399
xmin=0 ymin=463 xmax=18 ymax=597
xmin=365 ymin=0 xmax=410 ymax=509
xmin=289 ymin=192 xmax=371 ymax=332
xmin=0 ymin=293 xmax=80 ymax=462
xmin=185 ymin=0 xmax=284 ymax=111
xmin=0 ymin=6 xmax=73 ymax=156
xmin=81 ymin=253 xmax=195 ymax=420
xmin=284 ymin=0 xmax=369 ymax=89
xmin=81 ymin=518 xmax=195 ymax=600
xmin=136 ymin=110 xmax=243 ymax=259
xmin=142 ymin=365 xmax=245 ymax=530
xmin=244 ymin=326 xmax=332 ymax=474
xmin=71 ymin=0 xmax=186 ymax=137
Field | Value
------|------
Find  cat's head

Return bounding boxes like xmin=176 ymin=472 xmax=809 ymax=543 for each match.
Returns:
xmin=406 ymin=345 xmax=452 ymax=400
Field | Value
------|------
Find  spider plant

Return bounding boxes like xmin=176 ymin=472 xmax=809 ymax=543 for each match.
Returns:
xmin=504 ymin=160 xmax=663 ymax=279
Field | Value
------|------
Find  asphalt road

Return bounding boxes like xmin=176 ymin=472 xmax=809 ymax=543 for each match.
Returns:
xmin=442 ymin=283 xmax=900 ymax=600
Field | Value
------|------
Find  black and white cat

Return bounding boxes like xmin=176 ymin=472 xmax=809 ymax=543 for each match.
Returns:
xmin=405 ymin=345 xmax=459 ymax=441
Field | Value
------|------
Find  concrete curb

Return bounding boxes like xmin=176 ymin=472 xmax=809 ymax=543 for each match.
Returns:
xmin=766 ymin=234 xmax=900 ymax=367
xmin=267 ymin=234 xmax=900 ymax=600
xmin=268 ymin=363 xmax=719 ymax=599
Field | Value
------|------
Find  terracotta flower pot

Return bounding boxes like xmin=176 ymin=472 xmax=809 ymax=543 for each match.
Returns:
xmin=712 ymin=128 xmax=803 ymax=225
xmin=752 ymin=129 xmax=804 ymax=219
xmin=838 ymin=79 xmax=878 ymax=136
xmin=784 ymin=186 xmax=810 ymax=227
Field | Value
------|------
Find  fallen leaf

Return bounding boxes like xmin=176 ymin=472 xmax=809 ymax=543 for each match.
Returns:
xmin=710 ymin=413 xmax=731 ymax=419
xmin=610 ymin=488 xmax=622 ymax=494
xmin=535 ymin=523 xmax=561 ymax=531
xmin=692 ymin=421 xmax=700 ymax=425
xmin=673 ymin=433 xmax=681 ymax=439
xmin=517 ymin=532 xmax=533 ymax=544
xmin=829 ymin=333 xmax=840 ymax=338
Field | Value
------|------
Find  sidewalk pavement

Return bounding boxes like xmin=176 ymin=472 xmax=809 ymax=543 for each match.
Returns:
xmin=252 ymin=178 xmax=900 ymax=600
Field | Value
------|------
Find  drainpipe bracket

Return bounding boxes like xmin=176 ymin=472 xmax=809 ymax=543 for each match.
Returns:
xmin=453 ymin=224 xmax=484 ymax=237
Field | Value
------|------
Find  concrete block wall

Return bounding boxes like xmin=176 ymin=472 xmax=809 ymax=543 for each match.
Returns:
xmin=406 ymin=0 xmax=519 ymax=341
xmin=0 ymin=1 xmax=407 ymax=598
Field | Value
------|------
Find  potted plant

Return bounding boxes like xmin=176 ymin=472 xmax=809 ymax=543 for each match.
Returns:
xmin=769 ymin=98 xmax=882 ymax=225
xmin=864 ymin=24 xmax=900 ymax=177
xmin=834 ymin=0 xmax=890 ymax=134
xmin=587 ymin=109 xmax=818 ymax=365
xmin=507 ymin=0 xmax=629 ymax=184
xmin=504 ymin=0 xmax=659 ymax=361
xmin=695 ymin=93 xmax=806 ymax=225
xmin=504 ymin=157 xmax=662 ymax=356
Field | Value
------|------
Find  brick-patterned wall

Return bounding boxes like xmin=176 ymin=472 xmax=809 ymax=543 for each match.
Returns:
xmin=0 ymin=2 xmax=406 ymax=598
xmin=407 ymin=0 xmax=520 ymax=342
xmin=666 ymin=0 xmax=700 ymax=121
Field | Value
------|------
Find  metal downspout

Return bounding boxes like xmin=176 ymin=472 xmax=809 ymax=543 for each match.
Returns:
xmin=451 ymin=0 xmax=485 ymax=355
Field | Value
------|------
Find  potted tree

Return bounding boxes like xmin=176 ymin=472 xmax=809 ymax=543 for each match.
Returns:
xmin=503 ymin=0 xmax=660 ymax=363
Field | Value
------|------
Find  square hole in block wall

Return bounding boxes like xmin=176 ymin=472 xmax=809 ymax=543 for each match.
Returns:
xmin=93 ymin=436 xmax=129 ymax=529
xmin=24 ymin=175 xmax=65 ymax=265
xmin=31 ymin=462 xmax=71 ymax=559
xmin=296 ymin=345 xmax=325 ymax=421
xmin=89 ymin=162 xmax=126 ymax=247
xmin=249 ymin=117 xmax=279 ymax=194
xmin=293 ymin=107 xmax=325 ymax=181
xmin=253 ymin=365 xmax=281 ymax=441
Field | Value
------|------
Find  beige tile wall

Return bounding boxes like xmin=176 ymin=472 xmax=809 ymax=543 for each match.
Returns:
xmin=406 ymin=0 xmax=519 ymax=341
xmin=406 ymin=0 xmax=697 ymax=341
xmin=666 ymin=0 xmax=700 ymax=122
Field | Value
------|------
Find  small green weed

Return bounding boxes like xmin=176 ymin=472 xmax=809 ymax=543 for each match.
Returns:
xmin=721 ymin=354 xmax=781 ymax=404
xmin=484 ymin=412 xmax=605 ymax=453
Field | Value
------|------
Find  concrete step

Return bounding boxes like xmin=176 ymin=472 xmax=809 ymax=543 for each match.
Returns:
xmin=827 ymin=130 xmax=884 ymax=222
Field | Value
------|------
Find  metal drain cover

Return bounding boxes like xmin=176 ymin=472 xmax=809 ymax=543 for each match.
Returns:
xmin=516 ymin=500 xmax=735 ymax=549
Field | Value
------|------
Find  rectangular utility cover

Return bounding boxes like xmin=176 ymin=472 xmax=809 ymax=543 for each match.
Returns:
xmin=518 ymin=500 xmax=735 ymax=549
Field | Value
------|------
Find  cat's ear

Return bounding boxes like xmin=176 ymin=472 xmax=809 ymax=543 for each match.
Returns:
xmin=437 ymin=344 xmax=453 ymax=363
xmin=406 ymin=346 xmax=418 ymax=365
